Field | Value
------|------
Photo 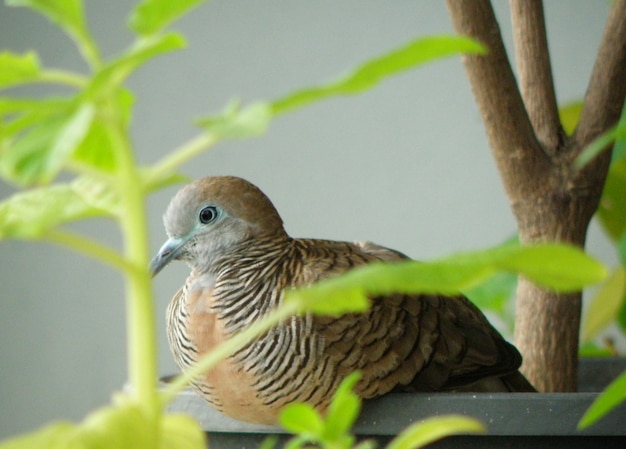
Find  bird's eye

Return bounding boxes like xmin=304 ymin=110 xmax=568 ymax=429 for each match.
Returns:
xmin=199 ymin=206 xmax=219 ymax=224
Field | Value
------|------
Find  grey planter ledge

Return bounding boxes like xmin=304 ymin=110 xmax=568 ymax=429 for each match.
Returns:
xmin=164 ymin=357 xmax=626 ymax=449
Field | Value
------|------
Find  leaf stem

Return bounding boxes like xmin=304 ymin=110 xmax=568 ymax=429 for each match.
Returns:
xmin=42 ymin=229 xmax=133 ymax=274
xmin=38 ymin=69 xmax=88 ymax=89
xmin=75 ymin=31 xmax=102 ymax=71
xmin=149 ymin=132 xmax=217 ymax=180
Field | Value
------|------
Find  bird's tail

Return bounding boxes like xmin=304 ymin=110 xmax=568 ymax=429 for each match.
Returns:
xmin=500 ymin=371 xmax=537 ymax=392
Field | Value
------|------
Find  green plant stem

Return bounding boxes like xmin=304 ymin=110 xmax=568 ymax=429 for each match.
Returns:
xmin=160 ymin=299 xmax=301 ymax=405
xmin=104 ymin=102 xmax=159 ymax=421
xmin=149 ymin=132 xmax=217 ymax=181
xmin=75 ymin=32 xmax=101 ymax=71
xmin=38 ymin=69 xmax=88 ymax=89
xmin=43 ymin=229 xmax=133 ymax=273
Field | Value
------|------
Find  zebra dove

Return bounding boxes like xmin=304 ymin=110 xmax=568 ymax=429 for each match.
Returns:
xmin=151 ymin=176 xmax=534 ymax=425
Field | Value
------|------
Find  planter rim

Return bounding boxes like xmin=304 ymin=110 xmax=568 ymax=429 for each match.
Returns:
xmin=163 ymin=357 xmax=626 ymax=437
xmin=166 ymin=390 xmax=625 ymax=436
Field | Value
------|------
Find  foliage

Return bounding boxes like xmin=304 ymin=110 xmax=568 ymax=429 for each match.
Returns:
xmin=278 ymin=373 xmax=485 ymax=449
xmin=0 ymin=0 xmax=613 ymax=447
xmin=574 ymin=103 xmax=626 ymax=430
xmin=467 ymin=103 xmax=626 ymax=356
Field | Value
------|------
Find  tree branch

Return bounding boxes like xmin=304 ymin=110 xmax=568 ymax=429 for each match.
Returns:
xmin=445 ymin=0 xmax=550 ymax=203
xmin=575 ymin=0 xmax=626 ymax=151
xmin=510 ymin=0 xmax=562 ymax=151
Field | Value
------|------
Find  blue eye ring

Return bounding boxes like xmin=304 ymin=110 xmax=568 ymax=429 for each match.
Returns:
xmin=199 ymin=205 xmax=219 ymax=224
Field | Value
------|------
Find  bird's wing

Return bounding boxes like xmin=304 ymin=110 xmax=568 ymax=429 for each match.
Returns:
xmin=287 ymin=238 xmax=524 ymax=394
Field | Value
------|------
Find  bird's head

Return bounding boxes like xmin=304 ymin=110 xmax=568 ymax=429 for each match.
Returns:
xmin=150 ymin=176 xmax=286 ymax=276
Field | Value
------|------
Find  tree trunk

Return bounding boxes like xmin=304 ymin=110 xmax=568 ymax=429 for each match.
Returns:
xmin=445 ymin=0 xmax=626 ymax=391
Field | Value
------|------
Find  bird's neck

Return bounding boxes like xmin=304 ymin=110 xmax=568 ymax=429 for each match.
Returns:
xmin=189 ymin=233 xmax=292 ymax=289
xmin=188 ymin=233 xmax=292 ymax=335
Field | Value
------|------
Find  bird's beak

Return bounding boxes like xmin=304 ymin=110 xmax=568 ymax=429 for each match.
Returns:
xmin=149 ymin=236 xmax=188 ymax=277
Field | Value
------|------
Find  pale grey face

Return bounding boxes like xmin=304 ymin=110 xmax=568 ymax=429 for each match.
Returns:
xmin=150 ymin=176 xmax=288 ymax=276
xmin=151 ymin=189 xmax=249 ymax=276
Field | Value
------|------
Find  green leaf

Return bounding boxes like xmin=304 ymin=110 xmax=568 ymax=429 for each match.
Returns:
xmin=324 ymin=372 xmax=362 ymax=441
xmin=574 ymin=119 xmax=626 ymax=168
xmin=1 ymin=114 xmax=67 ymax=186
xmin=618 ymin=292 xmax=626 ymax=335
xmin=48 ymin=103 xmax=95 ymax=172
xmin=0 ymin=103 xmax=94 ymax=186
xmin=88 ymin=33 xmax=186 ymax=99
xmin=72 ymin=89 xmax=134 ymax=173
xmin=559 ymin=101 xmax=583 ymax=136
xmin=7 ymin=0 xmax=84 ymax=36
xmin=271 ymin=35 xmax=485 ymax=115
xmin=581 ymin=266 xmax=626 ymax=342
xmin=493 ymin=244 xmax=607 ymax=291
xmin=0 ymin=182 xmax=109 ymax=240
xmin=597 ymin=157 xmax=626 ymax=241
xmin=0 ymin=421 xmax=77 ymax=449
xmin=258 ymin=436 xmax=279 ymax=449
xmin=0 ymin=393 xmax=205 ymax=449
xmin=286 ymin=244 xmax=607 ymax=316
xmin=159 ymin=413 xmax=206 ymax=449
xmin=0 ymin=97 xmax=69 ymax=119
xmin=579 ymin=369 xmax=626 ymax=429
xmin=279 ymin=403 xmax=325 ymax=436
xmin=579 ymin=342 xmax=615 ymax=357
xmin=0 ymin=51 xmax=41 ymax=89
xmin=6 ymin=0 xmax=99 ymax=67
xmin=286 ymin=281 xmax=371 ymax=317
xmin=130 ymin=0 xmax=206 ymax=36
xmin=387 ymin=415 xmax=485 ymax=449
xmin=464 ymin=272 xmax=517 ymax=314
xmin=197 ymin=100 xmax=273 ymax=140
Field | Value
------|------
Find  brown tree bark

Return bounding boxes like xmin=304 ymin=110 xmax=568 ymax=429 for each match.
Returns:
xmin=445 ymin=0 xmax=626 ymax=391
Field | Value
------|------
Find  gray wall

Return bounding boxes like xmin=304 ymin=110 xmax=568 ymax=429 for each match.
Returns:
xmin=0 ymin=0 xmax=617 ymax=438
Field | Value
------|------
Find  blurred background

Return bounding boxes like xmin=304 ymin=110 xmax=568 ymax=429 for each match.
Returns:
xmin=0 ymin=0 xmax=618 ymax=438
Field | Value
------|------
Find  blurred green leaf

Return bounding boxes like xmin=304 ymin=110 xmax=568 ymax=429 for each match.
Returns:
xmin=279 ymin=403 xmax=325 ymax=436
xmin=71 ymin=176 xmax=121 ymax=216
xmin=324 ymin=372 xmax=361 ymax=441
xmin=579 ymin=369 xmax=626 ymax=429
xmin=130 ymin=0 xmax=205 ymax=35
xmin=287 ymin=244 xmax=607 ymax=314
xmin=1 ymin=114 xmax=68 ymax=186
xmin=464 ymin=271 xmax=517 ymax=314
xmin=617 ymin=233 xmax=626 ymax=334
xmin=0 ymin=103 xmax=94 ymax=186
xmin=6 ymin=0 xmax=99 ymax=66
xmin=597 ymin=157 xmax=626 ymax=241
xmin=72 ymin=89 xmax=134 ymax=172
xmin=0 ymin=421 xmax=77 ymax=449
xmin=575 ymin=117 xmax=626 ymax=169
xmin=579 ymin=342 xmax=615 ymax=357
xmin=387 ymin=415 xmax=485 ymax=449
xmin=7 ymin=0 xmax=84 ymax=36
xmin=0 ymin=51 xmax=41 ymax=89
xmin=581 ymin=266 xmax=626 ymax=342
xmin=197 ymin=101 xmax=272 ymax=140
xmin=0 ymin=97 xmax=69 ymax=119
xmin=0 ymin=181 xmax=109 ymax=240
xmin=619 ymin=232 xmax=626 ymax=267
xmin=158 ymin=413 xmax=206 ymax=449
xmin=0 ymin=395 xmax=205 ymax=449
xmin=559 ymin=101 xmax=583 ymax=136
xmin=88 ymin=33 xmax=185 ymax=99
xmin=618 ymin=295 xmax=626 ymax=335
xmin=494 ymin=244 xmax=606 ymax=290
xmin=271 ymin=35 xmax=486 ymax=115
